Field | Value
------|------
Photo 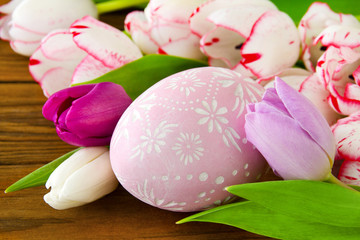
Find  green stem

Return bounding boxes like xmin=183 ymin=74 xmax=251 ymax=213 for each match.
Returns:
xmin=326 ymin=173 xmax=357 ymax=192
xmin=96 ymin=0 xmax=149 ymax=15
xmin=356 ymin=15 xmax=360 ymax=22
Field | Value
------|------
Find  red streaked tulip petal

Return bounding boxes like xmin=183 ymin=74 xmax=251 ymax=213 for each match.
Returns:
xmin=241 ymin=10 xmax=300 ymax=78
xmin=332 ymin=111 xmax=360 ymax=161
xmin=71 ymin=55 xmax=113 ymax=85
xmin=317 ymin=46 xmax=360 ymax=115
xmin=70 ymin=16 xmax=142 ymax=69
xmin=298 ymin=2 xmax=359 ymax=71
xmin=189 ymin=0 xmax=277 ymax=37
xmin=338 ymin=160 xmax=360 ymax=186
xmin=29 ymin=29 xmax=86 ymax=96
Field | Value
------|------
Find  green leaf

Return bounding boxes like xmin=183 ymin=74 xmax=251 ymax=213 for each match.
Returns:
xmin=73 ymin=54 xmax=208 ymax=100
xmin=96 ymin=0 xmax=149 ymax=14
xmin=178 ymin=201 xmax=360 ymax=240
xmin=5 ymin=148 xmax=82 ymax=193
xmin=271 ymin=0 xmax=360 ymax=25
xmin=227 ymin=180 xmax=360 ymax=227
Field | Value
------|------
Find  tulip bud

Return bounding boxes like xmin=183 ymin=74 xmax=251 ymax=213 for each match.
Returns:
xmin=44 ymin=147 xmax=118 ymax=210
xmin=42 ymin=82 xmax=132 ymax=147
xmin=0 ymin=0 xmax=98 ymax=56
xmin=245 ymin=77 xmax=336 ymax=180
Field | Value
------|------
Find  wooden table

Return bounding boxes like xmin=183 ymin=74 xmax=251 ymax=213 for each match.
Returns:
xmin=0 ymin=2 xmax=275 ymax=239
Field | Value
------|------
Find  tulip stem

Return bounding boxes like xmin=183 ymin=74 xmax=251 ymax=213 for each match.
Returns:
xmin=326 ymin=174 xmax=357 ymax=192
xmin=96 ymin=0 xmax=149 ymax=15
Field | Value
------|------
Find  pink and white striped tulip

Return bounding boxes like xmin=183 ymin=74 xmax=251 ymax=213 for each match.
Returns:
xmin=44 ymin=147 xmax=118 ymax=210
xmin=316 ymin=46 xmax=360 ymax=115
xmin=338 ymin=160 xmax=360 ymax=187
xmin=298 ymin=2 xmax=360 ymax=72
xmin=0 ymin=0 xmax=98 ymax=56
xmin=125 ymin=0 xmax=206 ymax=59
xmin=332 ymin=111 xmax=360 ymax=162
xmin=29 ymin=16 xmax=143 ymax=97
xmin=190 ymin=0 xmax=300 ymax=79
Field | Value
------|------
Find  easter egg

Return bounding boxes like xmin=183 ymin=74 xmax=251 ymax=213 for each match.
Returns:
xmin=110 ymin=67 xmax=267 ymax=212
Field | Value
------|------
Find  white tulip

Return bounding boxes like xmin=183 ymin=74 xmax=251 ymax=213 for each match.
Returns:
xmin=0 ymin=0 xmax=98 ymax=56
xmin=44 ymin=147 xmax=118 ymax=210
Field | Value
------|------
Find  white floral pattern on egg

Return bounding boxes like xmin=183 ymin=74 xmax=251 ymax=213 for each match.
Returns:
xmin=110 ymin=67 xmax=267 ymax=212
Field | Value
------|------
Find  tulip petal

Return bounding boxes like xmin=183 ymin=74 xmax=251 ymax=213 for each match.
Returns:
xmin=200 ymin=26 xmax=245 ymax=68
xmin=42 ymin=84 xmax=95 ymax=122
xmin=338 ymin=160 xmax=360 ymax=186
xmin=275 ymin=78 xmax=336 ymax=159
xmin=260 ymin=88 xmax=289 ymax=116
xmin=245 ymin=111 xmax=331 ymax=180
xmin=299 ymin=74 xmax=341 ymax=125
xmin=315 ymin=25 xmax=360 ymax=49
xmin=298 ymin=2 xmax=359 ymax=71
xmin=189 ymin=0 xmax=277 ymax=36
xmin=0 ymin=0 xmax=24 ymax=13
xmin=61 ymin=152 xmax=118 ymax=203
xmin=316 ymin=46 xmax=360 ymax=115
xmin=56 ymin=130 xmax=112 ymax=147
xmin=11 ymin=0 xmax=97 ymax=37
xmin=70 ymin=16 xmax=142 ymax=69
xmin=44 ymin=191 xmax=86 ymax=210
xmin=241 ymin=10 xmax=300 ymax=78
xmin=160 ymin=33 xmax=204 ymax=59
xmin=46 ymin=147 xmax=108 ymax=190
xmin=71 ymin=55 xmax=113 ymax=85
xmin=125 ymin=11 xmax=159 ymax=54
xmin=10 ymin=39 xmax=40 ymax=56
xmin=332 ymin=112 xmax=360 ymax=161
xmin=29 ymin=30 xmax=86 ymax=96
xmin=65 ymin=82 xmax=132 ymax=139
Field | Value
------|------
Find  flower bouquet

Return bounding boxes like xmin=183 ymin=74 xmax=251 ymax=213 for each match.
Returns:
xmin=1 ymin=0 xmax=360 ymax=239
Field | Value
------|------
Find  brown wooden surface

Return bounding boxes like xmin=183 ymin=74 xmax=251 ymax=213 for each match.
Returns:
xmin=0 ymin=2 xmax=276 ymax=239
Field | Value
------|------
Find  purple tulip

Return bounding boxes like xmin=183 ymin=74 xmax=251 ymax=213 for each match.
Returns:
xmin=245 ymin=77 xmax=336 ymax=180
xmin=43 ymin=82 xmax=132 ymax=146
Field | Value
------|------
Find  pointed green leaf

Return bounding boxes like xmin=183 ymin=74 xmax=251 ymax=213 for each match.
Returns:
xmin=178 ymin=201 xmax=360 ymax=240
xmin=271 ymin=0 xmax=360 ymax=25
xmin=227 ymin=180 xmax=360 ymax=227
xmin=73 ymin=54 xmax=208 ymax=100
xmin=5 ymin=148 xmax=82 ymax=193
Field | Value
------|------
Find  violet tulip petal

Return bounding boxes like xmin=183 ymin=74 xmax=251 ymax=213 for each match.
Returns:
xmin=57 ymin=129 xmax=112 ymax=147
xmin=275 ymin=77 xmax=336 ymax=159
xmin=261 ymin=88 xmax=290 ymax=116
xmin=245 ymin=111 xmax=331 ymax=180
xmin=42 ymin=84 xmax=95 ymax=122
xmin=65 ymin=82 xmax=132 ymax=139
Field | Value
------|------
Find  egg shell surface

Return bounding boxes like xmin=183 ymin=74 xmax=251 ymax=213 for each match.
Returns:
xmin=110 ymin=67 xmax=267 ymax=212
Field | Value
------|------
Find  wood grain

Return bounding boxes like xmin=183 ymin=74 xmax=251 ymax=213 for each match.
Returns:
xmin=0 ymin=1 xmax=275 ymax=239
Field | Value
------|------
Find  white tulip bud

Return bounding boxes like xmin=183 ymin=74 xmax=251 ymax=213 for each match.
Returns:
xmin=44 ymin=147 xmax=118 ymax=210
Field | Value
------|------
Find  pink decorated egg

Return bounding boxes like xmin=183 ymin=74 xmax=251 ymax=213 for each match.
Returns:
xmin=110 ymin=67 xmax=267 ymax=212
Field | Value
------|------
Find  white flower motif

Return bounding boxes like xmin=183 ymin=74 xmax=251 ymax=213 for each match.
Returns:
xmin=165 ymin=69 xmax=206 ymax=96
xmin=222 ymin=127 xmax=241 ymax=152
xmin=195 ymin=99 xmax=229 ymax=133
xmin=129 ymin=179 xmax=187 ymax=211
xmin=172 ymin=133 xmax=204 ymax=165
xmin=230 ymin=81 xmax=263 ymax=118
xmin=131 ymin=121 xmax=178 ymax=160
